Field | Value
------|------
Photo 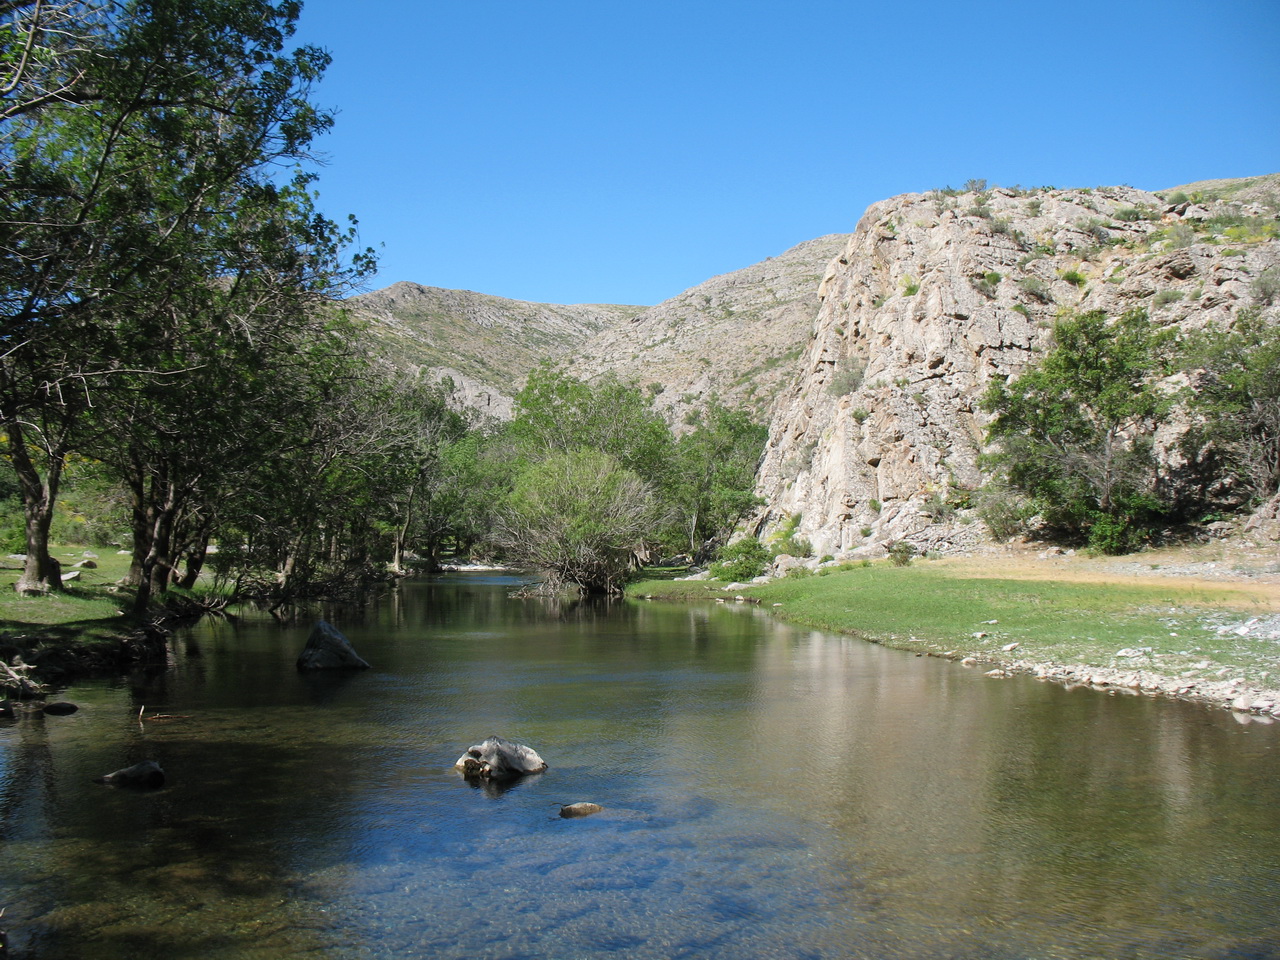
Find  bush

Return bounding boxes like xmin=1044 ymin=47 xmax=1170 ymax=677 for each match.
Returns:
xmin=1253 ymin=266 xmax=1280 ymax=305
xmin=887 ymin=541 xmax=916 ymax=566
xmin=1059 ymin=269 xmax=1087 ymax=287
xmin=711 ymin=537 xmax=771 ymax=581
xmin=1152 ymin=289 xmax=1185 ymax=308
xmin=827 ymin=358 xmax=867 ymax=397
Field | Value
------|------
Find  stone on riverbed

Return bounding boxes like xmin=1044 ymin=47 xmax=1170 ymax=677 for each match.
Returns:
xmin=296 ymin=621 xmax=370 ymax=671
xmin=94 ymin=760 xmax=165 ymax=789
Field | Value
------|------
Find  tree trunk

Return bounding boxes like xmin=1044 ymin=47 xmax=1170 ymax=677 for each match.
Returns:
xmin=6 ymin=423 xmax=65 ymax=595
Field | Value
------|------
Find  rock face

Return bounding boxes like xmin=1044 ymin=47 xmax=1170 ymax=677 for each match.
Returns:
xmin=296 ymin=621 xmax=371 ymax=671
xmin=567 ymin=235 xmax=848 ymax=424
xmin=753 ymin=181 xmax=1280 ymax=557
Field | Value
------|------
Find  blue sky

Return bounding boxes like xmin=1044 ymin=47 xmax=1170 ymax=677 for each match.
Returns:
xmin=293 ymin=0 xmax=1280 ymax=306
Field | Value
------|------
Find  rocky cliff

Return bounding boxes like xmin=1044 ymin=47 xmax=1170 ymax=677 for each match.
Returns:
xmin=565 ymin=234 xmax=848 ymax=423
xmin=753 ymin=178 xmax=1280 ymax=558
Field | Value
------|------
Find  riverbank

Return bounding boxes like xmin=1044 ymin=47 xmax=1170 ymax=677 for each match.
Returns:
xmin=629 ymin=540 xmax=1280 ymax=719
xmin=0 ymin=549 xmax=171 ymax=694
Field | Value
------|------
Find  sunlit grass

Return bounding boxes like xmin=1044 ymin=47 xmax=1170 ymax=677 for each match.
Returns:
xmin=630 ymin=561 xmax=1280 ymax=688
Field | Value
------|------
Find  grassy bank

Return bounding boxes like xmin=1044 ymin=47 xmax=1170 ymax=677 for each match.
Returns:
xmin=630 ymin=554 xmax=1280 ymax=709
xmin=0 ymin=548 xmax=149 ymax=686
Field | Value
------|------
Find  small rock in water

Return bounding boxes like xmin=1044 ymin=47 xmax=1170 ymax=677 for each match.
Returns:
xmin=558 ymin=802 xmax=604 ymax=818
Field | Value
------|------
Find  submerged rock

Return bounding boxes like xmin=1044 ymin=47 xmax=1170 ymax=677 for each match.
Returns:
xmin=296 ymin=621 xmax=370 ymax=671
xmin=94 ymin=760 xmax=165 ymax=789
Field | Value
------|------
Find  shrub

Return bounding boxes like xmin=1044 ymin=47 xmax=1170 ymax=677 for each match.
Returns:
xmin=1059 ymin=269 xmax=1087 ymax=287
xmin=973 ymin=485 xmax=1028 ymax=540
xmin=827 ymin=358 xmax=867 ymax=397
xmin=711 ymin=537 xmax=771 ymax=581
xmin=1152 ymin=289 xmax=1185 ymax=308
xmin=1114 ymin=206 xmax=1145 ymax=222
xmin=1253 ymin=266 xmax=1280 ymax=305
xmin=887 ymin=541 xmax=916 ymax=566
xmin=860 ymin=526 xmax=873 ymax=538
xmin=851 ymin=407 xmax=870 ymax=424
xmin=901 ymin=274 xmax=920 ymax=296
xmin=1018 ymin=276 xmax=1051 ymax=301
xmin=975 ymin=271 xmax=1001 ymax=298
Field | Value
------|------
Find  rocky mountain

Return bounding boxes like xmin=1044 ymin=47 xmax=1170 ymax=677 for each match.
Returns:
xmin=564 ymin=234 xmax=848 ymax=423
xmin=752 ymin=176 xmax=1280 ymax=558
xmin=352 ymin=236 xmax=848 ymax=426
xmin=345 ymin=282 xmax=643 ymax=419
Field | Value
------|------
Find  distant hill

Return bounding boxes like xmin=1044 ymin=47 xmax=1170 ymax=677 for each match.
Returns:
xmin=345 ymin=282 xmax=643 ymax=418
xmin=351 ymin=235 xmax=847 ymax=425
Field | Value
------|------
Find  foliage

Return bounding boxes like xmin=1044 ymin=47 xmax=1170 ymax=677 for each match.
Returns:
xmin=1253 ymin=266 xmax=1280 ymax=305
xmin=827 ymin=358 xmax=866 ymax=397
xmin=666 ymin=401 xmax=766 ymax=558
xmin=492 ymin=449 xmax=659 ymax=594
xmin=887 ymin=541 xmax=915 ymax=566
xmin=710 ymin=536 xmax=770 ymax=582
xmin=770 ymin=513 xmax=811 ymax=557
xmin=1179 ymin=307 xmax=1280 ymax=501
xmin=982 ymin=309 xmax=1177 ymax=553
xmin=508 ymin=366 xmax=673 ymax=481
xmin=1 ymin=0 xmax=373 ymax=597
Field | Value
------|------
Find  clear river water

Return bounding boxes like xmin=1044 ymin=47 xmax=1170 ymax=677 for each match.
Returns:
xmin=1 ymin=572 xmax=1278 ymax=959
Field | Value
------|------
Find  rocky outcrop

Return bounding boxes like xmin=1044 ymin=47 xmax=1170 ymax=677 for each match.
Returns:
xmin=567 ymin=235 xmax=848 ymax=424
xmin=754 ymin=181 xmax=1280 ymax=558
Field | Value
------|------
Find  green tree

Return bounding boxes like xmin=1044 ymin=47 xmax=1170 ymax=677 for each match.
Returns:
xmin=982 ymin=308 xmax=1176 ymax=553
xmin=508 ymin=366 xmax=674 ymax=484
xmin=0 ymin=0 xmax=370 ymax=594
xmin=492 ymin=448 xmax=662 ymax=594
xmin=667 ymin=401 xmax=766 ymax=557
xmin=1180 ymin=307 xmax=1280 ymax=502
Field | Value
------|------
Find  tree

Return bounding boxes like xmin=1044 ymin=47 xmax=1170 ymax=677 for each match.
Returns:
xmin=1 ymin=0 xmax=369 ymax=594
xmin=492 ymin=449 xmax=662 ymax=594
xmin=1181 ymin=306 xmax=1280 ymax=503
xmin=508 ymin=366 xmax=674 ymax=484
xmin=666 ymin=401 xmax=765 ymax=558
xmin=982 ymin=308 xmax=1176 ymax=553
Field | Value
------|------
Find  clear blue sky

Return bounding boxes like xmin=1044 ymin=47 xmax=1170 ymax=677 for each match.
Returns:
xmin=292 ymin=0 xmax=1280 ymax=306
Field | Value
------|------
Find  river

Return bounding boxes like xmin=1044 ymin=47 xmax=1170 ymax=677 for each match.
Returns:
xmin=1 ymin=572 xmax=1278 ymax=959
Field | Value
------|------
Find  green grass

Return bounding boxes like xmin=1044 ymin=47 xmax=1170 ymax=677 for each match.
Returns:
xmin=0 ymin=546 xmax=134 ymax=631
xmin=629 ymin=562 xmax=1278 ymax=688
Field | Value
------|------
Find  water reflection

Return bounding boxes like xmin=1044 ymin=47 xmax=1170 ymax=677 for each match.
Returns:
xmin=0 ymin=574 xmax=1278 ymax=959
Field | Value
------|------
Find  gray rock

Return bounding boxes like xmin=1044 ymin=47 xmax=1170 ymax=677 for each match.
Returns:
xmin=454 ymin=735 xmax=547 ymax=780
xmin=296 ymin=621 xmax=370 ymax=671
xmin=94 ymin=760 xmax=165 ymax=789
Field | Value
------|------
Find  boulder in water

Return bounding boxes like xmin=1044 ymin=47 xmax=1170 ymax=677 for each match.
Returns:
xmin=296 ymin=621 xmax=370 ymax=671
xmin=94 ymin=760 xmax=165 ymax=789
xmin=455 ymin=735 xmax=547 ymax=780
